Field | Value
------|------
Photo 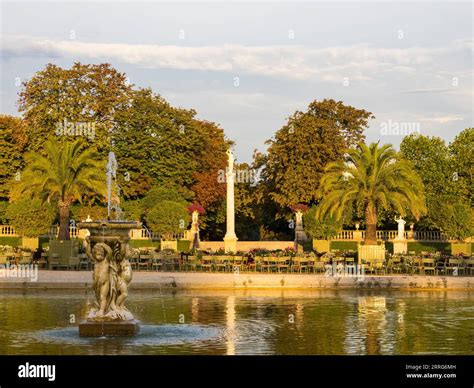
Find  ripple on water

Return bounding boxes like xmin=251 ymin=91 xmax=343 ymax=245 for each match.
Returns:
xmin=34 ymin=324 xmax=223 ymax=346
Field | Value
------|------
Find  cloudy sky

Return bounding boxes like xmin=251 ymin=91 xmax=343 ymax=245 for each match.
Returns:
xmin=1 ymin=1 xmax=472 ymax=162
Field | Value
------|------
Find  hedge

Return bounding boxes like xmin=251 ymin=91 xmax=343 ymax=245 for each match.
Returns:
xmin=330 ymin=241 xmax=358 ymax=251
xmin=407 ymin=241 xmax=451 ymax=254
xmin=177 ymin=240 xmax=191 ymax=252
xmin=0 ymin=236 xmax=21 ymax=247
xmin=129 ymin=239 xmax=160 ymax=249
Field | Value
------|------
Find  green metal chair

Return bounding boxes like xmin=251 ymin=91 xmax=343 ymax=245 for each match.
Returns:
xmin=421 ymin=258 xmax=436 ymax=275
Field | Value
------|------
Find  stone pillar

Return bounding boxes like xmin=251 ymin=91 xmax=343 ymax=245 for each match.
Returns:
xmin=224 ymin=149 xmax=238 ymax=253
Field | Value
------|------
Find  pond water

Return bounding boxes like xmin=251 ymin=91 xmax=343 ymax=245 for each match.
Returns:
xmin=0 ymin=289 xmax=473 ymax=355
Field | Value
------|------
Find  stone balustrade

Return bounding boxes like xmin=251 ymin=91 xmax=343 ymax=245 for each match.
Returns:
xmin=0 ymin=224 xmax=470 ymax=243
xmin=0 ymin=225 xmax=16 ymax=236
xmin=0 ymin=225 xmax=184 ymax=240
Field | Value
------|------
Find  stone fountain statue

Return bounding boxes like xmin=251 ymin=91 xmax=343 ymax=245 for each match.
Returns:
xmin=78 ymin=151 xmax=141 ymax=337
xmin=84 ymin=236 xmax=133 ymax=321
xmin=78 ymin=220 xmax=141 ymax=336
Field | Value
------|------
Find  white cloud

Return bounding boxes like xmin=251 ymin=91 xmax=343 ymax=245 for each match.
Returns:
xmin=2 ymin=35 xmax=471 ymax=83
xmin=401 ymin=88 xmax=454 ymax=94
xmin=420 ymin=115 xmax=464 ymax=124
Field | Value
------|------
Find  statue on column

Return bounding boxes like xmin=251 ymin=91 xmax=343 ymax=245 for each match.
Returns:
xmin=226 ymin=148 xmax=234 ymax=174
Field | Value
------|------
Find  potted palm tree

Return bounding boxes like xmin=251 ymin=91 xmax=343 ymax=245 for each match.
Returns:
xmin=316 ymin=142 xmax=427 ymax=260
xmin=15 ymin=138 xmax=106 ymax=266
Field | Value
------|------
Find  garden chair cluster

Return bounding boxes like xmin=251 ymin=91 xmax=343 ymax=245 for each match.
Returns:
xmin=128 ymin=248 xmax=182 ymax=271
xmin=161 ymin=252 xmax=357 ymax=274
xmin=385 ymin=252 xmax=474 ymax=276
xmin=0 ymin=246 xmax=34 ymax=266
xmin=2 ymin=243 xmax=472 ymax=277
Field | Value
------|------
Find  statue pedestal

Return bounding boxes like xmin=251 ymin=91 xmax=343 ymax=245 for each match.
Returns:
xmin=224 ymin=235 xmax=238 ymax=254
xmin=353 ymin=230 xmax=363 ymax=241
xmin=358 ymin=243 xmax=386 ymax=261
xmin=79 ymin=319 xmax=140 ymax=337
xmin=393 ymin=239 xmax=408 ymax=254
xmin=294 ymin=227 xmax=308 ymax=243
xmin=189 ymin=228 xmax=200 ymax=250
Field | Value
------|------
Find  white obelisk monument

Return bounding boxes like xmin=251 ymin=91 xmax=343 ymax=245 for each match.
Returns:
xmin=224 ymin=148 xmax=238 ymax=253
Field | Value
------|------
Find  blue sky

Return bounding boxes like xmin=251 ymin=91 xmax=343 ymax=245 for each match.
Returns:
xmin=1 ymin=1 xmax=472 ymax=162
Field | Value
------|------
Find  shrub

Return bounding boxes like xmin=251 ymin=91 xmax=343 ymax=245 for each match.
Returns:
xmin=330 ymin=241 xmax=358 ymax=251
xmin=129 ymin=239 xmax=160 ymax=249
xmin=407 ymin=242 xmax=451 ymax=254
xmin=177 ymin=240 xmax=191 ymax=252
xmin=145 ymin=200 xmax=189 ymax=240
xmin=0 ymin=236 xmax=21 ymax=246
xmin=304 ymin=206 xmax=342 ymax=239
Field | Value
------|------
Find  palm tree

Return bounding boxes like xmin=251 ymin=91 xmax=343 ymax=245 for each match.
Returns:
xmin=18 ymin=138 xmax=106 ymax=240
xmin=316 ymin=142 xmax=426 ymax=245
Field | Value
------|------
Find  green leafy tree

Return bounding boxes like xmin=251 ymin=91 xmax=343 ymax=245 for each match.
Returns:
xmin=198 ymin=200 xmax=226 ymax=241
xmin=145 ymin=200 xmax=190 ymax=240
xmin=303 ymin=206 xmax=344 ymax=239
xmin=113 ymin=88 xmax=229 ymax=238
xmin=0 ymin=115 xmax=29 ymax=200
xmin=6 ymin=198 xmax=55 ymax=237
xmin=429 ymin=196 xmax=473 ymax=240
xmin=450 ymin=128 xmax=473 ymax=206
xmin=141 ymin=186 xmax=192 ymax=216
xmin=400 ymin=133 xmax=453 ymax=229
xmin=316 ymin=142 xmax=426 ymax=244
xmin=261 ymin=99 xmax=373 ymax=209
xmin=0 ymin=201 xmax=8 ymax=224
xmin=399 ymin=131 xmax=473 ymax=237
xmin=14 ymin=138 xmax=106 ymax=240
xmin=234 ymin=162 xmax=261 ymax=240
xmin=190 ymin=120 xmax=228 ymax=210
xmin=70 ymin=204 xmax=108 ymax=223
xmin=121 ymin=199 xmax=143 ymax=222
xmin=18 ymin=62 xmax=132 ymax=154
xmin=114 ymin=88 xmax=221 ymax=198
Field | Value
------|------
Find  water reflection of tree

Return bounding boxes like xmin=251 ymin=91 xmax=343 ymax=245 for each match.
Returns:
xmin=1 ymin=291 xmax=473 ymax=355
xmin=267 ymin=292 xmax=349 ymax=355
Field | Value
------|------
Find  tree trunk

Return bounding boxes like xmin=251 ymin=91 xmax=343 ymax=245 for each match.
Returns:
xmin=364 ymin=202 xmax=377 ymax=245
xmin=58 ymin=200 xmax=70 ymax=240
